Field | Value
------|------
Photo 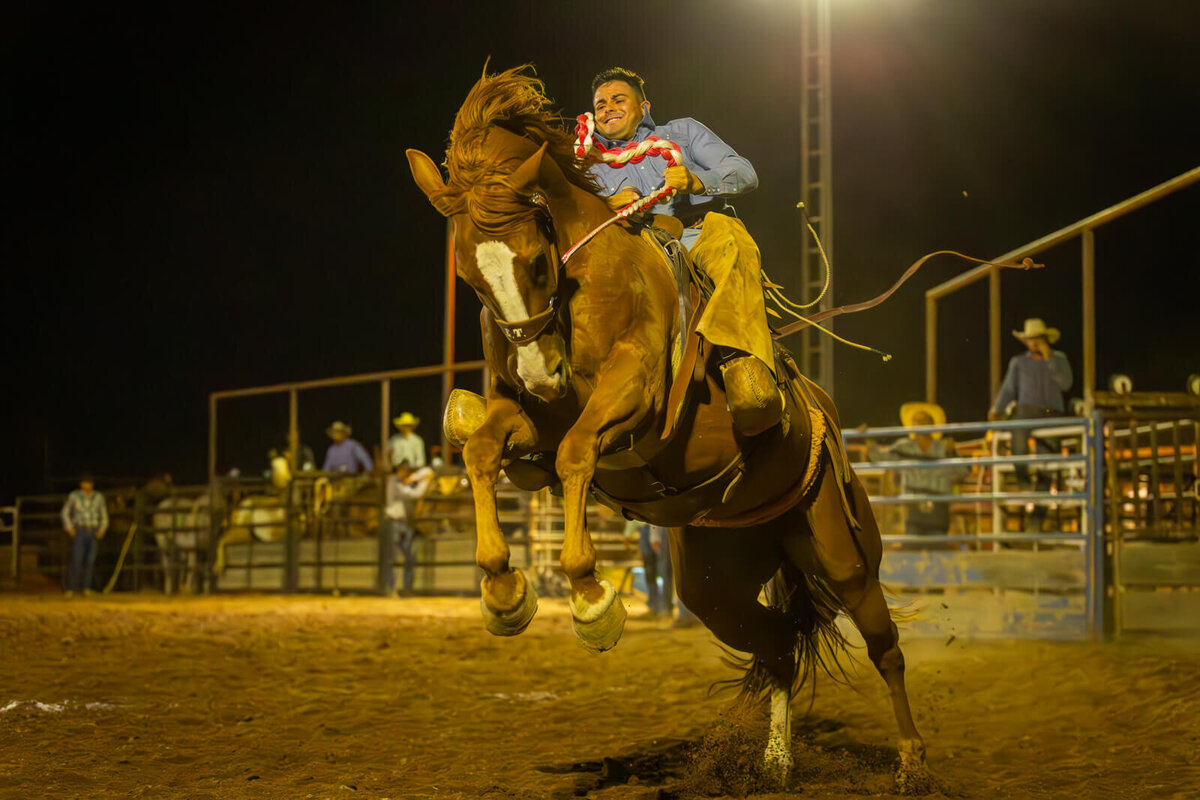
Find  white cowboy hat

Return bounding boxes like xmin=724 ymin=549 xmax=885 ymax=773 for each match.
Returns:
xmin=326 ymin=421 xmax=352 ymax=437
xmin=393 ymin=412 xmax=420 ymax=428
xmin=1013 ymin=318 xmax=1060 ymax=344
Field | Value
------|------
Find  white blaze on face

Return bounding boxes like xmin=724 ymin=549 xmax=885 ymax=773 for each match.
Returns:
xmin=474 ymin=240 xmax=557 ymax=392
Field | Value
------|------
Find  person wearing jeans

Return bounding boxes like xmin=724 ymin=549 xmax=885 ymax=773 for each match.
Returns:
xmin=990 ymin=318 xmax=1073 ymax=532
xmin=60 ymin=473 xmax=108 ymax=596
xmin=384 ymin=461 xmax=433 ymax=595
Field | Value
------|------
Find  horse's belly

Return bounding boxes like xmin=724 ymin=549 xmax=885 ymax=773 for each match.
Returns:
xmin=592 ymin=390 xmax=816 ymax=528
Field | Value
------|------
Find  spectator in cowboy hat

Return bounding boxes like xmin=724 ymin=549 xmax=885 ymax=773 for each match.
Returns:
xmin=989 ymin=317 xmax=1073 ymax=531
xmin=861 ymin=402 xmax=967 ymax=537
xmin=386 ymin=411 xmax=426 ymax=469
xmin=322 ymin=421 xmax=374 ymax=474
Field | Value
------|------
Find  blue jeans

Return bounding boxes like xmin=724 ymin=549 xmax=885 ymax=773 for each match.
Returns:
xmin=384 ymin=520 xmax=417 ymax=593
xmin=66 ymin=528 xmax=98 ymax=592
xmin=639 ymin=525 xmax=675 ymax=614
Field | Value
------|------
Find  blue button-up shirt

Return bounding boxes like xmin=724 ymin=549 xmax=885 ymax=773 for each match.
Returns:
xmin=323 ymin=438 xmax=374 ymax=474
xmin=993 ymin=351 xmax=1073 ymax=414
xmin=588 ymin=112 xmax=758 ymax=232
xmin=61 ymin=489 xmax=109 ymax=531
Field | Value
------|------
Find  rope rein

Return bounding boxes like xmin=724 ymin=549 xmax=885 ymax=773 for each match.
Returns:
xmin=560 ymin=113 xmax=683 ymax=264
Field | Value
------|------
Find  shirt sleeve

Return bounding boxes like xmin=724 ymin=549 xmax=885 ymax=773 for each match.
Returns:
xmin=678 ymin=118 xmax=758 ymax=197
xmin=98 ymin=493 xmax=109 ymax=531
xmin=993 ymin=357 xmax=1020 ymax=414
xmin=322 ymin=448 xmax=334 ymax=471
xmin=61 ymin=495 xmax=74 ymax=530
xmin=356 ymin=442 xmax=375 ymax=473
xmin=1049 ymin=351 xmax=1073 ymax=392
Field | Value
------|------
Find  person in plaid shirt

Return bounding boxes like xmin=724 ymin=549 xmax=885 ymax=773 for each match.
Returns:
xmin=60 ymin=473 xmax=108 ymax=595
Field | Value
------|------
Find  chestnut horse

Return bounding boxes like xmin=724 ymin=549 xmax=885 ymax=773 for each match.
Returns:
xmin=407 ymin=67 xmax=927 ymax=788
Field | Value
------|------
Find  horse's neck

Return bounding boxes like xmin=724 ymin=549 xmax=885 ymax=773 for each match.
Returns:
xmin=550 ymin=184 xmax=617 ymax=255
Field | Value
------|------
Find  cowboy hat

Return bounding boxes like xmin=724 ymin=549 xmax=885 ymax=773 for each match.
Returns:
xmin=1013 ymin=317 xmax=1060 ymax=344
xmin=393 ymin=412 xmax=420 ymax=428
xmin=325 ymin=421 xmax=352 ymax=437
xmin=899 ymin=401 xmax=946 ymax=439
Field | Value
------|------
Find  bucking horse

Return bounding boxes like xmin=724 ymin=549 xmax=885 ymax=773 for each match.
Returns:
xmin=407 ymin=66 xmax=930 ymax=790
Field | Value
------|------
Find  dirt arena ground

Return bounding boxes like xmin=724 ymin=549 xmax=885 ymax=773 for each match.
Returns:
xmin=1 ymin=594 xmax=1198 ymax=800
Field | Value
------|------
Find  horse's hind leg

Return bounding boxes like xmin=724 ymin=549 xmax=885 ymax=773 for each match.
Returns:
xmin=671 ymin=523 xmax=799 ymax=782
xmin=796 ymin=464 xmax=929 ymax=789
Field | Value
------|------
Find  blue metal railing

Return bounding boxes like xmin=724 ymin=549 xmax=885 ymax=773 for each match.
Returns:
xmin=840 ymin=416 xmax=1102 ymax=636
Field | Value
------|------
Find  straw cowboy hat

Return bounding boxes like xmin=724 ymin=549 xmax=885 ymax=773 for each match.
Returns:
xmin=325 ymin=421 xmax=352 ymax=437
xmin=393 ymin=412 xmax=420 ymax=428
xmin=1013 ymin=317 xmax=1060 ymax=344
xmin=899 ymin=401 xmax=946 ymax=439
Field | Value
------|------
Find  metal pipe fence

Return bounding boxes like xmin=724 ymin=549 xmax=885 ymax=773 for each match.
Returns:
xmin=8 ymin=403 xmax=1197 ymax=637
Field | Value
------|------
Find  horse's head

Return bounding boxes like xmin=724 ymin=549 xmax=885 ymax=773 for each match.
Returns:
xmin=408 ymin=140 xmax=573 ymax=402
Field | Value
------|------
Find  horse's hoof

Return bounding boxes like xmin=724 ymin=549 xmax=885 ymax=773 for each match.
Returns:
xmin=895 ymin=739 xmax=937 ymax=796
xmin=570 ymin=579 xmax=626 ymax=652
xmin=480 ymin=569 xmax=538 ymax=636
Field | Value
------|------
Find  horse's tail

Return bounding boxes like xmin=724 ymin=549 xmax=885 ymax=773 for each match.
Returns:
xmin=714 ymin=561 xmax=854 ymax=704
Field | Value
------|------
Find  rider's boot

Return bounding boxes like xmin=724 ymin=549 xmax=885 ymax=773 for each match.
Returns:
xmin=719 ymin=348 xmax=784 ymax=437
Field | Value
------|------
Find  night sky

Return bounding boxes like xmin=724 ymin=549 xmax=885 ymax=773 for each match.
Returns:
xmin=4 ymin=1 xmax=1197 ymax=501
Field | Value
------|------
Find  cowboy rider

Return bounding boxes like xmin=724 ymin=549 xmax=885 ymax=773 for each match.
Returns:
xmin=587 ymin=67 xmax=758 ymax=248
xmin=583 ymin=67 xmax=782 ymax=436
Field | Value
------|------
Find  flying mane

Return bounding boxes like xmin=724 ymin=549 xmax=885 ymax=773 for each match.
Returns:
xmin=436 ymin=65 xmax=600 ymax=235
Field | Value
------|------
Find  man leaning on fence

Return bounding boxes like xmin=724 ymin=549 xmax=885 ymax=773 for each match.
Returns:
xmin=862 ymin=403 xmax=968 ymax=538
xmin=383 ymin=460 xmax=433 ymax=596
xmin=60 ymin=473 xmax=108 ymax=596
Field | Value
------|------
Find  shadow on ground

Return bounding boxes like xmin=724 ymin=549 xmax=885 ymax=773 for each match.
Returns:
xmin=535 ymin=710 xmax=950 ymax=799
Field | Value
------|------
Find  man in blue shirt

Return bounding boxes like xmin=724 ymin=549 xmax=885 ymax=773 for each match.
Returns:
xmin=582 ymin=67 xmax=780 ymax=436
xmin=322 ymin=421 xmax=374 ymax=474
xmin=60 ymin=473 xmax=108 ymax=595
xmin=989 ymin=318 xmax=1074 ymax=531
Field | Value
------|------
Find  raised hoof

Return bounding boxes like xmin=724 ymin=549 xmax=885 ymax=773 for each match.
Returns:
xmin=895 ymin=740 xmax=937 ymax=796
xmin=569 ymin=579 xmax=627 ymax=652
xmin=480 ymin=570 xmax=538 ymax=637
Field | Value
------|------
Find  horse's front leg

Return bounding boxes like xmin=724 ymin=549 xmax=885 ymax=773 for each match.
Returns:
xmin=557 ymin=348 xmax=654 ymax=651
xmin=464 ymin=395 xmax=539 ymax=636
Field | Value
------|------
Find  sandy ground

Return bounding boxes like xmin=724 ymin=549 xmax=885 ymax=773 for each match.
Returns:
xmin=1 ymin=594 xmax=1198 ymax=800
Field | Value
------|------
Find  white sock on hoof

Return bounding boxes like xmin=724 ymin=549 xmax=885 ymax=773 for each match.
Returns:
xmin=479 ymin=572 xmax=538 ymax=636
xmin=763 ymin=686 xmax=793 ymax=783
xmin=569 ymin=580 xmax=627 ymax=651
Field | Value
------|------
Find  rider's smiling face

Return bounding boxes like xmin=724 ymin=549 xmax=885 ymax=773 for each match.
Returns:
xmin=593 ymin=80 xmax=645 ymax=141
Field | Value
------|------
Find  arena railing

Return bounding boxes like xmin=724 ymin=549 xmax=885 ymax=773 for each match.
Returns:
xmin=842 ymin=416 xmax=1103 ymax=637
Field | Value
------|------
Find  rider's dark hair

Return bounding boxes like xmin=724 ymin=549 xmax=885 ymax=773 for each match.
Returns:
xmin=591 ymin=67 xmax=646 ymax=101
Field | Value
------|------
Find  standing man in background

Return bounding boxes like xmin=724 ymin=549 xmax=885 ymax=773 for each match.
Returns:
xmin=990 ymin=318 xmax=1073 ymax=531
xmin=60 ymin=473 xmax=108 ymax=596
xmin=322 ymin=421 xmax=374 ymax=474
xmin=386 ymin=412 xmax=426 ymax=470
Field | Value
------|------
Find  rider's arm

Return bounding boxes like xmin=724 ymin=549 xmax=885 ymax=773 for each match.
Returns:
xmin=676 ymin=118 xmax=758 ymax=197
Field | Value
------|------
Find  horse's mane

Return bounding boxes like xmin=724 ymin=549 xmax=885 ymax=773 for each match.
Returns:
xmin=437 ymin=65 xmax=600 ymax=235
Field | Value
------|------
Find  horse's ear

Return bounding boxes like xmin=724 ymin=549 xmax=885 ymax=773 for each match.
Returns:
xmin=406 ymin=148 xmax=455 ymax=216
xmin=506 ymin=142 xmax=549 ymax=195
xmin=508 ymin=142 xmax=572 ymax=203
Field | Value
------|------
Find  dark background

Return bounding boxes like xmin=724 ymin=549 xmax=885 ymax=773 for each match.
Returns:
xmin=3 ymin=1 xmax=1197 ymax=499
